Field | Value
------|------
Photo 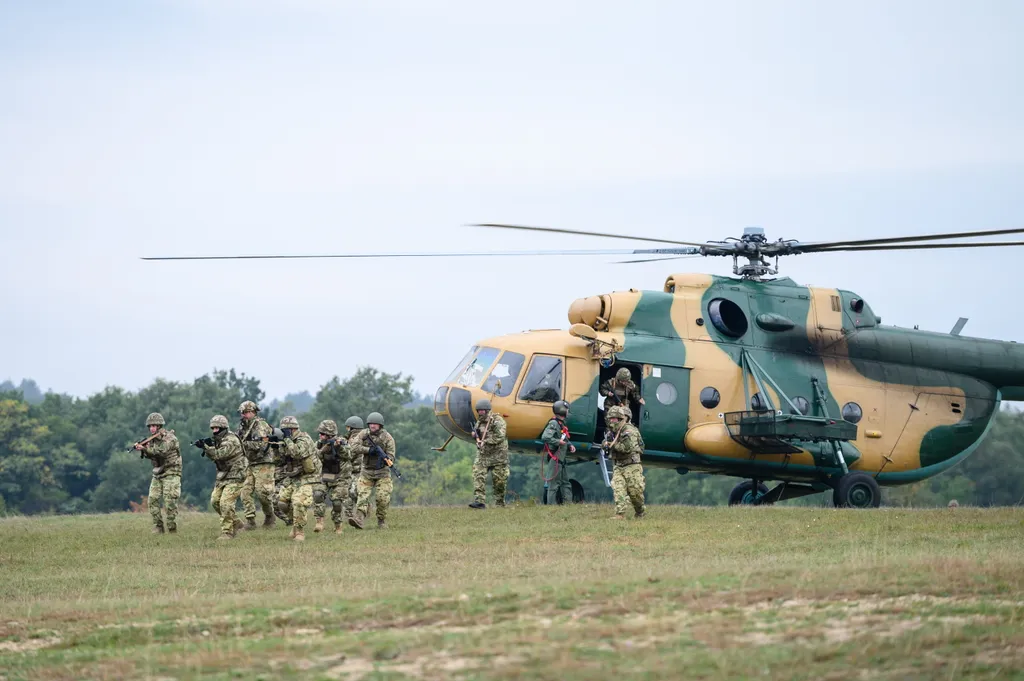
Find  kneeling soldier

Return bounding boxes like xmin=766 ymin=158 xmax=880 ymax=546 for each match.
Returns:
xmin=274 ymin=416 xmax=320 ymax=541
xmin=603 ymin=405 xmax=646 ymax=519
xmin=348 ymin=412 xmax=396 ymax=530
xmin=314 ymin=419 xmax=349 ymax=534
xmin=136 ymin=412 xmax=181 ymax=534
xmin=198 ymin=415 xmax=247 ymax=540
xmin=469 ymin=399 xmax=509 ymax=509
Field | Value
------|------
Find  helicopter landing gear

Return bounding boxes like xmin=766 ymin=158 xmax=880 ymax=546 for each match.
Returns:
xmin=832 ymin=472 xmax=881 ymax=508
xmin=728 ymin=480 xmax=770 ymax=506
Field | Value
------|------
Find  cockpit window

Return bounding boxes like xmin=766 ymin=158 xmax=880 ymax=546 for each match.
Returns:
xmin=482 ymin=351 xmax=526 ymax=397
xmin=445 ymin=346 xmax=478 ymax=383
xmin=517 ymin=355 xmax=563 ymax=403
xmin=455 ymin=347 xmax=500 ymax=388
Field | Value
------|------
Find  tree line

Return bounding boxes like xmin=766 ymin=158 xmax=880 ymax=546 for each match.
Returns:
xmin=1 ymin=367 xmax=1022 ymax=515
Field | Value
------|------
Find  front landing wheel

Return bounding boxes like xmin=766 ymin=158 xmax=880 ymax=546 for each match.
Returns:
xmin=728 ymin=480 xmax=769 ymax=506
xmin=833 ymin=472 xmax=881 ymax=508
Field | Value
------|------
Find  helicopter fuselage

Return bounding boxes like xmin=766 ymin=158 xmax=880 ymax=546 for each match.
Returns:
xmin=433 ymin=272 xmax=1018 ymax=489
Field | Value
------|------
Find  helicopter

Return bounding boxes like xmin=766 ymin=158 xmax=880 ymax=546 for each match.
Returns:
xmin=145 ymin=223 xmax=1024 ymax=508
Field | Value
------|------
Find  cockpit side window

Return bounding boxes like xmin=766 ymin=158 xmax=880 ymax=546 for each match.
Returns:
xmin=517 ymin=355 xmax=563 ymax=403
xmin=482 ymin=351 xmax=526 ymax=397
xmin=455 ymin=347 xmax=501 ymax=388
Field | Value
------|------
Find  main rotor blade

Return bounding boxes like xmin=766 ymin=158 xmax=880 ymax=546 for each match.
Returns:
xmin=472 ymin=223 xmax=709 ymax=248
xmin=797 ymin=227 xmax=1024 ymax=251
xmin=140 ymin=248 xmax=693 ymax=261
xmin=612 ymin=255 xmax=704 ymax=264
xmin=813 ymin=241 xmax=1024 ymax=253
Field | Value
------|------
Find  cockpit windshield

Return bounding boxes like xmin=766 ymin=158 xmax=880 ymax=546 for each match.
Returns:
xmin=445 ymin=346 xmax=478 ymax=383
xmin=451 ymin=346 xmax=501 ymax=388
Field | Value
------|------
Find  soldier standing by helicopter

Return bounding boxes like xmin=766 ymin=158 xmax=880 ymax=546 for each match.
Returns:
xmin=197 ymin=415 xmax=247 ymax=540
xmin=348 ymin=412 xmax=397 ymax=530
xmin=541 ymin=400 xmax=575 ymax=505
xmin=469 ymin=399 xmax=509 ymax=509
xmin=313 ymin=419 xmax=348 ymax=534
xmin=600 ymin=367 xmax=644 ymax=418
xmin=135 ymin=413 xmax=181 ymax=534
xmin=236 ymin=400 xmax=276 ymax=530
xmin=602 ymin=405 xmax=646 ymax=519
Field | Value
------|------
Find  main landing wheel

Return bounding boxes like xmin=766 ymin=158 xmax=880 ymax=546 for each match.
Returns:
xmin=833 ymin=472 xmax=881 ymax=508
xmin=728 ymin=480 xmax=769 ymax=506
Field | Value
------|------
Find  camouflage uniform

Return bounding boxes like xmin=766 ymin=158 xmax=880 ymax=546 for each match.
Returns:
xmin=203 ymin=415 xmax=247 ymax=538
xmin=313 ymin=419 xmax=350 ymax=533
xmin=236 ymin=400 xmax=276 ymax=529
xmin=541 ymin=400 xmax=575 ymax=505
xmin=349 ymin=413 xmax=396 ymax=529
xmin=138 ymin=413 xmax=181 ymax=533
xmin=603 ymin=406 xmax=646 ymax=518
xmin=600 ymin=367 xmax=643 ymax=414
xmin=341 ymin=416 xmax=364 ymax=522
xmin=471 ymin=401 xmax=509 ymax=508
xmin=274 ymin=416 xmax=320 ymax=540
xmin=272 ymin=453 xmax=293 ymax=525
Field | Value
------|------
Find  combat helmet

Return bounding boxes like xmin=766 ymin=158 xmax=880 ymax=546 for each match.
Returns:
xmin=345 ymin=416 xmax=364 ymax=430
xmin=210 ymin=414 xmax=229 ymax=429
xmin=318 ymin=419 xmax=338 ymax=437
xmin=367 ymin=412 xmax=385 ymax=426
xmin=606 ymin=405 xmax=629 ymax=425
xmin=475 ymin=398 xmax=492 ymax=412
xmin=552 ymin=400 xmax=570 ymax=417
xmin=146 ymin=412 xmax=165 ymax=426
xmin=615 ymin=367 xmax=631 ymax=381
xmin=238 ymin=400 xmax=260 ymax=414
xmin=280 ymin=416 xmax=300 ymax=430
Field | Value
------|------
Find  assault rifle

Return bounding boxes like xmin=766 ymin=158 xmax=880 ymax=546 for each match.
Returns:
xmin=127 ymin=431 xmax=163 ymax=456
xmin=367 ymin=436 xmax=402 ymax=480
xmin=192 ymin=437 xmax=215 ymax=456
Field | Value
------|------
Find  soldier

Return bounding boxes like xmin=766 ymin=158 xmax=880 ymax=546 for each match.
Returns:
xmin=236 ymin=400 xmax=276 ymax=530
xmin=135 ymin=412 xmax=181 ymax=534
xmin=469 ymin=399 xmax=509 ymax=509
xmin=342 ymin=416 xmax=364 ymax=522
xmin=274 ymin=416 xmax=320 ymax=541
xmin=313 ymin=419 xmax=349 ymax=534
xmin=272 ymin=445 xmax=293 ymax=526
xmin=348 ymin=412 xmax=396 ymax=530
xmin=600 ymin=367 xmax=645 ymax=417
xmin=541 ymin=400 xmax=576 ymax=505
xmin=196 ymin=414 xmax=247 ymax=540
xmin=602 ymin=405 xmax=647 ymax=519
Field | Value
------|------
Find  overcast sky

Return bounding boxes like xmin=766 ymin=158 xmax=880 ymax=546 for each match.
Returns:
xmin=2 ymin=0 xmax=1023 ymax=403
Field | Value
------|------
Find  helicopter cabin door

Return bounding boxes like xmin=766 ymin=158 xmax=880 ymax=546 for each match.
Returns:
xmin=640 ymin=365 xmax=690 ymax=453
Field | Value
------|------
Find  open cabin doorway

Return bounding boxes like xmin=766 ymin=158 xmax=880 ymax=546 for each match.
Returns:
xmin=593 ymin=361 xmax=644 ymax=442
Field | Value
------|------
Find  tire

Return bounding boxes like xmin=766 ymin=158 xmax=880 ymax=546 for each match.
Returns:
xmin=833 ymin=472 xmax=881 ymax=508
xmin=570 ymin=479 xmax=585 ymax=503
xmin=728 ymin=480 xmax=769 ymax=506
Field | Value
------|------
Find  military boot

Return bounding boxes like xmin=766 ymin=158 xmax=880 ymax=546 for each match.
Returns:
xmin=468 ymin=502 xmax=486 ymax=510
xmin=334 ymin=523 xmax=344 ymax=535
xmin=348 ymin=510 xmax=365 ymax=530
xmin=167 ymin=525 xmax=177 ymax=534
xmin=262 ymin=515 xmax=276 ymax=529
xmin=293 ymin=529 xmax=305 ymax=542
xmin=233 ymin=519 xmax=244 ymax=533
xmin=612 ymin=514 xmax=625 ymax=520
xmin=245 ymin=517 xmax=257 ymax=531
xmin=377 ymin=519 xmax=388 ymax=530
xmin=216 ymin=533 xmax=233 ymax=541
xmin=289 ymin=525 xmax=297 ymax=539
xmin=152 ymin=525 xmax=165 ymax=534
xmin=314 ymin=517 xmax=324 ymax=533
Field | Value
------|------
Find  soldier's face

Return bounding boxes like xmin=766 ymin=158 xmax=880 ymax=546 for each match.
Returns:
xmin=369 ymin=424 xmax=381 ymax=433
xmin=242 ymin=410 xmax=254 ymax=420
xmin=477 ymin=410 xmax=487 ymax=418
xmin=149 ymin=425 xmax=159 ymax=434
xmin=319 ymin=432 xmax=328 ymax=440
xmin=607 ymin=417 xmax=620 ymax=427
xmin=211 ymin=427 xmax=221 ymax=435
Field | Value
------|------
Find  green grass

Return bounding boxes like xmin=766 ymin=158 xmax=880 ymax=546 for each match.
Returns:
xmin=1 ymin=505 xmax=1023 ymax=680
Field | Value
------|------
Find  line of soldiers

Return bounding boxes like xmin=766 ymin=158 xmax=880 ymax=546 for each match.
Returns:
xmin=135 ymin=401 xmax=399 ymax=541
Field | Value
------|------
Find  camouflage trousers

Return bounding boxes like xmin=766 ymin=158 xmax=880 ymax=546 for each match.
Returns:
xmin=611 ymin=463 xmax=646 ymax=517
xmin=272 ymin=479 xmax=293 ymax=524
xmin=314 ymin=476 xmax=351 ymax=526
xmin=345 ymin=476 xmax=359 ymax=520
xmin=355 ymin=475 xmax=393 ymax=524
xmin=278 ymin=481 xmax=314 ymax=531
xmin=472 ymin=456 xmax=509 ymax=506
xmin=211 ymin=480 xmax=243 ymax=535
xmin=240 ymin=463 xmax=275 ymax=520
xmin=149 ymin=474 xmax=181 ymax=530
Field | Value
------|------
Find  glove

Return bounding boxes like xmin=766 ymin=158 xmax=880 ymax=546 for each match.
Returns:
xmin=192 ymin=439 xmax=205 ymax=450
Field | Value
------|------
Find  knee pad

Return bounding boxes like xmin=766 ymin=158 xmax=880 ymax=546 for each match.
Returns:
xmin=313 ymin=488 xmax=326 ymax=504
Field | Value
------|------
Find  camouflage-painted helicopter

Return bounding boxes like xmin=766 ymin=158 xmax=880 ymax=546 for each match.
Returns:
xmin=146 ymin=224 xmax=1024 ymax=508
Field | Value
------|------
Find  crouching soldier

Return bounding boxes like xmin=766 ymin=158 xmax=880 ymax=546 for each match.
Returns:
xmin=603 ymin=405 xmax=647 ymax=519
xmin=197 ymin=415 xmax=247 ymax=540
xmin=469 ymin=399 xmax=509 ymax=509
xmin=314 ymin=419 xmax=349 ymax=534
xmin=136 ymin=412 xmax=181 ymax=534
xmin=274 ymin=416 xmax=320 ymax=541
xmin=348 ymin=412 xmax=396 ymax=530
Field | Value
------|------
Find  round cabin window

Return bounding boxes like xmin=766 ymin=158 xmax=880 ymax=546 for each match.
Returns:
xmin=707 ymin=298 xmax=748 ymax=338
xmin=656 ymin=382 xmax=678 ymax=406
xmin=793 ymin=396 xmax=810 ymax=415
xmin=699 ymin=387 xmax=720 ymax=409
xmin=842 ymin=402 xmax=863 ymax=423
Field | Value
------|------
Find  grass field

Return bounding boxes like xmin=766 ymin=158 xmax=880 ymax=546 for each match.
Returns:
xmin=1 ymin=505 xmax=1022 ymax=680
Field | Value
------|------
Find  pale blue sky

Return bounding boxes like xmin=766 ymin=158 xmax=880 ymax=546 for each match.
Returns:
xmin=2 ymin=0 xmax=1022 ymax=401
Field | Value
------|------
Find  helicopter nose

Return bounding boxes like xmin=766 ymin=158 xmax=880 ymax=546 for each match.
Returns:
xmin=434 ymin=385 xmax=475 ymax=441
